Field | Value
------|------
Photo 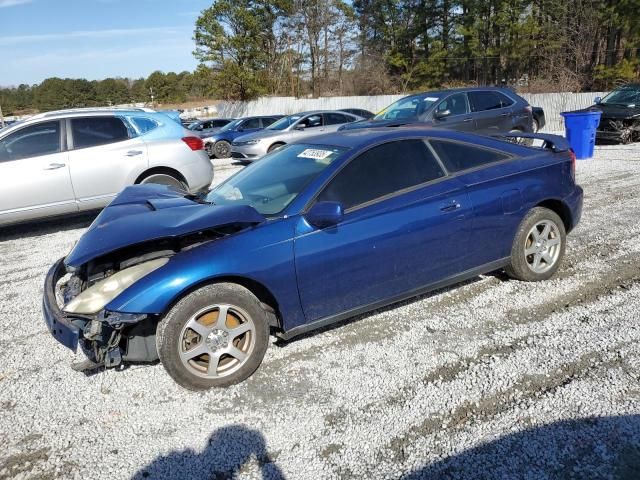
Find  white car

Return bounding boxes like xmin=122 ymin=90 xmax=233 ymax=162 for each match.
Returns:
xmin=0 ymin=108 xmax=213 ymax=226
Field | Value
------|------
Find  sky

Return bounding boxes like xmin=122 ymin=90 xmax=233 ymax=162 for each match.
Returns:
xmin=0 ymin=0 xmax=213 ymax=86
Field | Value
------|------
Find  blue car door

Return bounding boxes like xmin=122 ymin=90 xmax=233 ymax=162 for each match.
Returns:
xmin=428 ymin=138 xmax=530 ymax=268
xmin=293 ymin=139 xmax=473 ymax=323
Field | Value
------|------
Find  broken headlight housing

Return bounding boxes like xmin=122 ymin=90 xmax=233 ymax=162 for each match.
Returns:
xmin=63 ymin=258 xmax=169 ymax=315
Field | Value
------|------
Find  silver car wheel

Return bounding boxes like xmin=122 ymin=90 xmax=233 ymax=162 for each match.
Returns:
xmin=140 ymin=174 xmax=186 ymax=191
xmin=524 ymin=220 xmax=562 ymax=274
xmin=178 ymin=304 xmax=256 ymax=379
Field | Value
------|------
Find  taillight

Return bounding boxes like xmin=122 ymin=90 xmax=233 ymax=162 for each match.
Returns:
xmin=569 ymin=148 xmax=576 ymax=181
xmin=182 ymin=136 xmax=204 ymax=151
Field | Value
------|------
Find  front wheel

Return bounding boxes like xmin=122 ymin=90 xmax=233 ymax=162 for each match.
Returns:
xmin=156 ymin=283 xmax=270 ymax=390
xmin=505 ymin=207 xmax=566 ymax=282
xmin=213 ymin=140 xmax=232 ymax=159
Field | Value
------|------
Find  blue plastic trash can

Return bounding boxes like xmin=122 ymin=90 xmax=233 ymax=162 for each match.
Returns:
xmin=560 ymin=111 xmax=602 ymax=159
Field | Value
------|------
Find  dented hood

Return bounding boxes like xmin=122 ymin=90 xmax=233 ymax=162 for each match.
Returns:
xmin=65 ymin=184 xmax=265 ymax=268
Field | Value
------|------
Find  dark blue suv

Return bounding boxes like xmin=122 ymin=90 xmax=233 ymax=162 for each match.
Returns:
xmin=43 ymin=128 xmax=582 ymax=390
xmin=203 ymin=116 xmax=283 ymax=158
xmin=341 ymin=87 xmax=534 ymax=135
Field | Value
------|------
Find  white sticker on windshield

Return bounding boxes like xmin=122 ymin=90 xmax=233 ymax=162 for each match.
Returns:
xmin=297 ymin=149 xmax=333 ymax=160
xmin=425 ymin=97 xmax=439 ymax=101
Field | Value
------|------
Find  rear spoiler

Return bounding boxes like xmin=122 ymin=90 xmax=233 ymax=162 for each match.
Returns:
xmin=492 ymin=132 xmax=570 ymax=153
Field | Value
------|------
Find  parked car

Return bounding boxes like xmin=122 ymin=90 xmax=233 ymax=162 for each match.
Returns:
xmin=230 ymin=110 xmax=361 ymax=161
xmin=532 ymin=107 xmax=546 ymax=132
xmin=203 ymin=115 xmax=283 ymax=159
xmin=187 ymin=118 xmax=235 ymax=138
xmin=340 ymin=87 xmax=534 ymax=135
xmin=339 ymin=108 xmax=375 ymax=119
xmin=589 ymin=84 xmax=640 ymax=144
xmin=0 ymin=108 xmax=213 ymax=226
xmin=43 ymin=127 xmax=582 ymax=390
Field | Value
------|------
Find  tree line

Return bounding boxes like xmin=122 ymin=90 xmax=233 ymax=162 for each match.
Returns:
xmin=2 ymin=0 xmax=639 ymax=114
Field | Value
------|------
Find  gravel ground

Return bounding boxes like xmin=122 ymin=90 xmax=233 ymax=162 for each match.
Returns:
xmin=1 ymin=145 xmax=640 ymax=479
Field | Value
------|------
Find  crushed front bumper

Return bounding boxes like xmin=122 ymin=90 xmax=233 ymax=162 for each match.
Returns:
xmin=42 ymin=258 xmax=81 ymax=351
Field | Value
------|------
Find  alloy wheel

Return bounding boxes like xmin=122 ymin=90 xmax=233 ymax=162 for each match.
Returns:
xmin=178 ymin=304 xmax=256 ymax=379
xmin=524 ymin=220 xmax=562 ymax=274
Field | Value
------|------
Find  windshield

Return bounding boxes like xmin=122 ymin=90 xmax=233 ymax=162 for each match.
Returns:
xmin=374 ymin=94 xmax=441 ymax=121
xmin=266 ymin=115 xmax=301 ymax=131
xmin=206 ymin=144 xmax=346 ymax=215
xmin=601 ymin=86 xmax=640 ymax=107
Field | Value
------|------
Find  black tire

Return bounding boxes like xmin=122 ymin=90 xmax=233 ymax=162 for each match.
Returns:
xmin=505 ymin=207 xmax=566 ymax=282
xmin=156 ymin=283 xmax=269 ymax=390
xmin=267 ymin=142 xmax=285 ymax=153
xmin=213 ymin=140 xmax=232 ymax=159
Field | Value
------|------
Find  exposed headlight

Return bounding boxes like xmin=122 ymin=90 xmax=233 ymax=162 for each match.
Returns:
xmin=63 ymin=258 xmax=169 ymax=315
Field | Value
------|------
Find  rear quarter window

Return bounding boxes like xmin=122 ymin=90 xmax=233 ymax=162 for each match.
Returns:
xmin=429 ymin=140 xmax=509 ymax=172
xmin=130 ymin=117 xmax=159 ymax=134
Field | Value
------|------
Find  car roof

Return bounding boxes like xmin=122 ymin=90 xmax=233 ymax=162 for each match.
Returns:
xmin=287 ymin=110 xmax=356 ymax=116
xmin=401 ymin=86 xmax=521 ymax=98
xmin=28 ymin=107 xmax=155 ymax=121
xmin=297 ymin=126 xmax=515 ymax=151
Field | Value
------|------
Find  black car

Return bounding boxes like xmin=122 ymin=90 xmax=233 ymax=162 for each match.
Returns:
xmin=590 ymin=84 xmax=640 ymax=144
xmin=340 ymin=87 xmax=534 ymax=135
xmin=339 ymin=108 xmax=375 ymax=119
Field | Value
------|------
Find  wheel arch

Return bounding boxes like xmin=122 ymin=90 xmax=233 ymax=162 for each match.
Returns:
xmin=160 ymin=274 xmax=283 ymax=330
xmin=268 ymin=141 xmax=286 ymax=152
xmin=135 ymin=167 xmax=188 ymax=186
xmin=536 ymin=199 xmax=573 ymax=232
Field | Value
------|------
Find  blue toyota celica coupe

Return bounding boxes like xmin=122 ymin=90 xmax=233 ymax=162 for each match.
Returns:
xmin=43 ymin=127 xmax=583 ymax=390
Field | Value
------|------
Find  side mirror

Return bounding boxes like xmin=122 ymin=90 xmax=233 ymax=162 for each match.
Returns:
xmin=434 ymin=109 xmax=451 ymax=120
xmin=305 ymin=201 xmax=343 ymax=228
xmin=594 ymin=96 xmax=602 ymax=104
xmin=295 ymin=125 xmax=306 ymax=131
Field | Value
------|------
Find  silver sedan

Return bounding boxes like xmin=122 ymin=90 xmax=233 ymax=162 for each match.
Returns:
xmin=0 ymin=108 xmax=213 ymax=227
xmin=230 ymin=110 xmax=361 ymax=161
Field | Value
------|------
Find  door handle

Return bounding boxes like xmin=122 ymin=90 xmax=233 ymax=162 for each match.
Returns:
xmin=43 ymin=163 xmax=66 ymax=170
xmin=463 ymin=118 xmax=473 ymax=123
xmin=500 ymin=112 xmax=512 ymax=117
xmin=126 ymin=150 xmax=143 ymax=157
xmin=440 ymin=201 xmax=461 ymax=213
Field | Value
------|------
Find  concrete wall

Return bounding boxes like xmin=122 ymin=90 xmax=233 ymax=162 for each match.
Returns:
xmin=184 ymin=91 xmax=606 ymax=133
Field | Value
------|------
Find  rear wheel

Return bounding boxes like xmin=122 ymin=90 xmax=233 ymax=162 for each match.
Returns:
xmin=139 ymin=172 xmax=187 ymax=191
xmin=156 ymin=283 xmax=269 ymax=390
xmin=213 ymin=140 xmax=232 ymax=159
xmin=505 ymin=207 xmax=566 ymax=281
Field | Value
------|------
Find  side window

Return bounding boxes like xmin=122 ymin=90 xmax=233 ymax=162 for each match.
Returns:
xmin=469 ymin=92 xmax=503 ymax=112
xmin=71 ymin=117 xmax=129 ymax=149
xmin=212 ymin=120 xmax=229 ymax=128
xmin=496 ymin=92 xmax=515 ymax=107
xmin=242 ymin=118 xmax=262 ymax=129
xmin=261 ymin=117 xmax=278 ymax=127
xmin=299 ymin=115 xmax=323 ymax=128
xmin=435 ymin=93 xmax=469 ymax=116
xmin=130 ymin=117 xmax=158 ymax=134
xmin=0 ymin=121 xmax=61 ymax=161
xmin=430 ymin=140 xmax=509 ymax=172
xmin=317 ymin=139 xmax=445 ymax=210
xmin=324 ymin=113 xmax=349 ymax=125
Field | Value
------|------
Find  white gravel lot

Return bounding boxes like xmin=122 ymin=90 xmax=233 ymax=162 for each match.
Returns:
xmin=1 ymin=145 xmax=640 ymax=479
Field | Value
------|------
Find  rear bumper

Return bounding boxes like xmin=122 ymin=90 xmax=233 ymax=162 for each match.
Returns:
xmin=564 ymin=186 xmax=584 ymax=232
xmin=42 ymin=258 xmax=80 ymax=352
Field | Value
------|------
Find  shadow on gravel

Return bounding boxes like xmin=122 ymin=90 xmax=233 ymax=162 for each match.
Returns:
xmin=132 ymin=424 xmax=284 ymax=480
xmin=404 ymin=415 xmax=640 ymax=479
xmin=0 ymin=211 xmax=98 ymax=241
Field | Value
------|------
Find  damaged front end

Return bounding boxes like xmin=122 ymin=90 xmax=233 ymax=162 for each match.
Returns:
xmin=597 ymin=117 xmax=640 ymax=144
xmin=42 ymin=184 xmax=266 ymax=371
